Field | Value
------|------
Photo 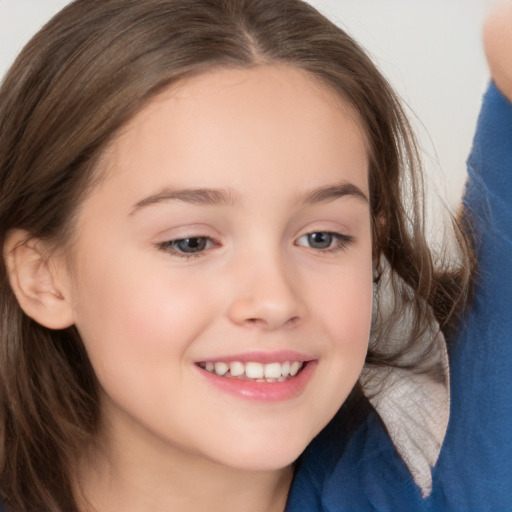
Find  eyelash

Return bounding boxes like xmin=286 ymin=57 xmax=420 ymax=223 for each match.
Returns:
xmin=156 ymin=231 xmax=354 ymax=260
xmin=295 ymin=232 xmax=354 ymax=253
xmin=156 ymin=237 xmax=219 ymax=260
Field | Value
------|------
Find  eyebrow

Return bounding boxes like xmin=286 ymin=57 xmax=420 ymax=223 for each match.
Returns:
xmin=130 ymin=181 xmax=368 ymax=215
xmin=299 ymin=182 xmax=368 ymax=205
xmin=130 ymin=187 xmax=239 ymax=215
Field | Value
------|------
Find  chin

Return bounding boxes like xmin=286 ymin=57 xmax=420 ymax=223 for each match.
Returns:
xmin=205 ymin=429 xmax=316 ymax=473
xmin=218 ymin=452 xmax=301 ymax=473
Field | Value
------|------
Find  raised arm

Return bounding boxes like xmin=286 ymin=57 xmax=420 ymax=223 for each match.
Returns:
xmin=430 ymin=5 xmax=512 ymax=509
xmin=483 ymin=0 xmax=512 ymax=101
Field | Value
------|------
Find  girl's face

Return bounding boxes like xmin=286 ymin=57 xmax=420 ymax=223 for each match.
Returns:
xmin=63 ymin=65 xmax=373 ymax=472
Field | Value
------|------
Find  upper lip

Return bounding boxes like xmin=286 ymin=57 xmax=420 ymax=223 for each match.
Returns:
xmin=195 ymin=350 xmax=315 ymax=364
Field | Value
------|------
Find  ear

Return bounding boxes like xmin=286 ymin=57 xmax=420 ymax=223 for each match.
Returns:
xmin=3 ymin=230 xmax=75 ymax=329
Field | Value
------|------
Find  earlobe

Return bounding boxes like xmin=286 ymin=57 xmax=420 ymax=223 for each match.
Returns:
xmin=3 ymin=230 xmax=75 ymax=329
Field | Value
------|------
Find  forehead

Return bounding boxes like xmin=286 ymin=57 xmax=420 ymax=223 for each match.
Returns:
xmin=95 ymin=65 xmax=369 ymax=202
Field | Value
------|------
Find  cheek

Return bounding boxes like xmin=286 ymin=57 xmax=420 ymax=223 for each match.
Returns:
xmin=314 ymin=252 xmax=373 ymax=345
xmin=323 ymin=274 xmax=372 ymax=379
xmin=69 ymin=248 xmax=218 ymax=376
xmin=322 ymin=278 xmax=372 ymax=335
xmin=306 ymin=250 xmax=373 ymax=414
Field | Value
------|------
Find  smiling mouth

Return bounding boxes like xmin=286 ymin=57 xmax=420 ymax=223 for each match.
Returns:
xmin=196 ymin=360 xmax=305 ymax=383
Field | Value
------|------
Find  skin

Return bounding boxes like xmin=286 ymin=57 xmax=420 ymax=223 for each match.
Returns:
xmin=483 ymin=0 xmax=512 ymax=101
xmin=14 ymin=65 xmax=374 ymax=512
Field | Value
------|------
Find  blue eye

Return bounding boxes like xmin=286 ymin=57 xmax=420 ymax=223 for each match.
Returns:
xmin=158 ymin=236 xmax=215 ymax=257
xmin=174 ymin=237 xmax=209 ymax=253
xmin=305 ymin=232 xmax=333 ymax=249
xmin=296 ymin=232 xmax=353 ymax=251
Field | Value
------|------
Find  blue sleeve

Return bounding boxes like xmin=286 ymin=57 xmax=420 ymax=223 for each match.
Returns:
xmin=431 ymin=83 xmax=512 ymax=511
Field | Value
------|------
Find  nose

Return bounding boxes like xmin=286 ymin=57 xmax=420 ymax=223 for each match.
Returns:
xmin=226 ymin=251 xmax=304 ymax=330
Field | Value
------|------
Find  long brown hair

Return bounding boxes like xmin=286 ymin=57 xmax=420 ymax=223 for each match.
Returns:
xmin=0 ymin=0 xmax=473 ymax=509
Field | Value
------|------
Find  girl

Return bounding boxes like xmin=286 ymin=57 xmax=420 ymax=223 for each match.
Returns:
xmin=0 ymin=1 xmax=510 ymax=511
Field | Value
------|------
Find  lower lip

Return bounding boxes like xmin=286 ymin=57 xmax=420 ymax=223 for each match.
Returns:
xmin=196 ymin=361 xmax=317 ymax=402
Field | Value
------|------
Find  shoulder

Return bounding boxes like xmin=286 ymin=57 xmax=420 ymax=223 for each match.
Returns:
xmin=288 ymin=396 xmax=427 ymax=512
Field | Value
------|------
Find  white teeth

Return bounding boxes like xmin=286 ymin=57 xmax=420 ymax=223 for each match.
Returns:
xmin=202 ymin=360 xmax=305 ymax=381
xmin=289 ymin=361 xmax=301 ymax=376
xmin=214 ymin=362 xmax=229 ymax=376
xmin=264 ymin=362 xmax=282 ymax=379
xmin=229 ymin=361 xmax=245 ymax=377
xmin=245 ymin=362 xmax=264 ymax=379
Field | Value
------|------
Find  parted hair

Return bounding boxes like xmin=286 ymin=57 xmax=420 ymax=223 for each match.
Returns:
xmin=0 ymin=0 xmax=473 ymax=510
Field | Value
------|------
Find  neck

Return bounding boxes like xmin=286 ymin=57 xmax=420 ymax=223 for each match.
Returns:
xmin=76 ymin=416 xmax=294 ymax=512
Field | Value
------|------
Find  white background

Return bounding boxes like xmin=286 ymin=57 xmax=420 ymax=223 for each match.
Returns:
xmin=0 ymin=0 xmax=498 ymax=207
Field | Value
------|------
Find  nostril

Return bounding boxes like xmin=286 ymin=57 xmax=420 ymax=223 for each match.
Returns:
xmin=287 ymin=316 xmax=300 ymax=327
xmin=245 ymin=315 xmax=300 ymax=329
